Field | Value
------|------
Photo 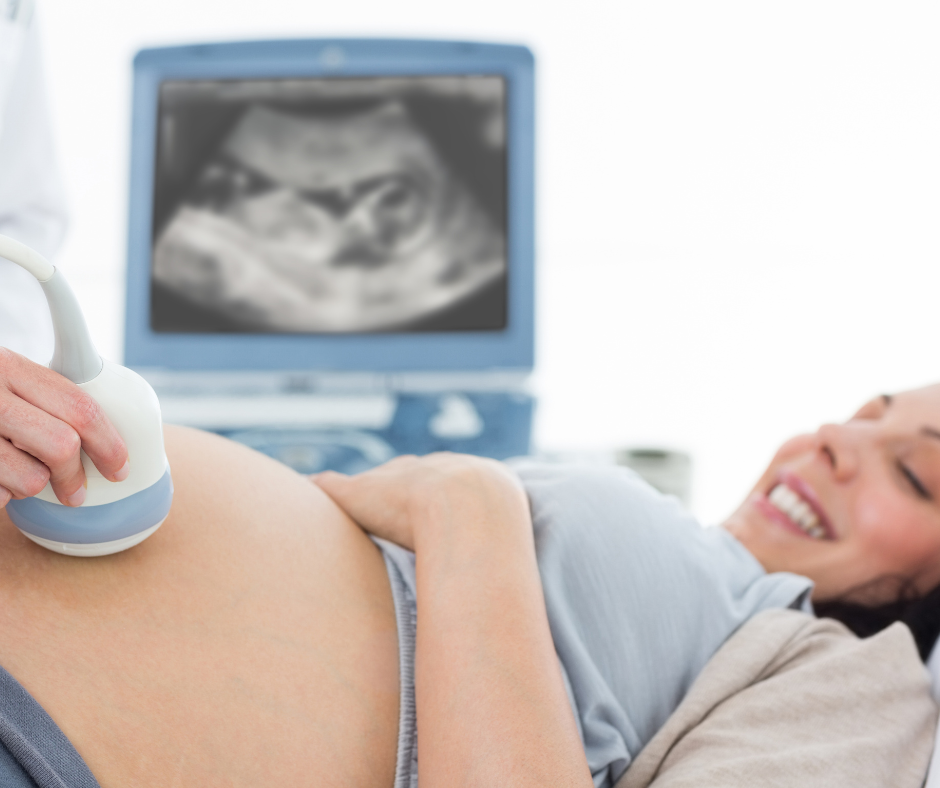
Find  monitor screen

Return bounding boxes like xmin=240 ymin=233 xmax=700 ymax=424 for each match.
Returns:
xmin=125 ymin=40 xmax=534 ymax=373
xmin=151 ymin=75 xmax=507 ymax=335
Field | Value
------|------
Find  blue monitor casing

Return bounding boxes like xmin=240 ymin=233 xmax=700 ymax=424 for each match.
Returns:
xmin=125 ymin=39 xmax=535 ymax=375
xmin=123 ymin=39 xmax=536 ymax=465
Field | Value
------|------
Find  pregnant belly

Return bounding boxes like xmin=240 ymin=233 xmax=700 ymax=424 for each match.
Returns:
xmin=0 ymin=425 xmax=400 ymax=787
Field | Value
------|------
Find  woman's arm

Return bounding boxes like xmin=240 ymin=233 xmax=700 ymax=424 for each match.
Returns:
xmin=315 ymin=454 xmax=594 ymax=788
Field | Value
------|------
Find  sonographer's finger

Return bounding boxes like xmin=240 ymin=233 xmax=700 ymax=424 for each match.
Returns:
xmin=0 ymin=348 xmax=128 ymax=482
xmin=0 ymin=394 xmax=88 ymax=506
xmin=0 ymin=435 xmax=53 ymax=501
xmin=0 ymin=484 xmax=11 ymax=509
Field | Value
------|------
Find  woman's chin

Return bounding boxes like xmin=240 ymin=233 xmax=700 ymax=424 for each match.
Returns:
xmin=723 ymin=494 xmax=825 ymax=574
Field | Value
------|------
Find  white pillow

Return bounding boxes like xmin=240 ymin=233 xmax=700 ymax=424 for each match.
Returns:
xmin=922 ymin=644 xmax=940 ymax=787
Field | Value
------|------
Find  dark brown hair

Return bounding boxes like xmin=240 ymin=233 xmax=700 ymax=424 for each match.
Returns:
xmin=814 ymin=579 xmax=940 ymax=661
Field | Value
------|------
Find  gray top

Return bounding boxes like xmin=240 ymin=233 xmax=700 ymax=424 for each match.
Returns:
xmin=515 ymin=463 xmax=812 ymax=787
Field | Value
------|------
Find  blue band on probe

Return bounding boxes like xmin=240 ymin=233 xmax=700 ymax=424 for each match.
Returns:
xmin=6 ymin=467 xmax=174 ymax=544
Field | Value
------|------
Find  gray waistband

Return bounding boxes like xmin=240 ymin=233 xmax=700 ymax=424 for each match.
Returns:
xmin=375 ymin=537 xmax=419 ymax=788
xmin=0 ymin=663 xmax=100 ymax=787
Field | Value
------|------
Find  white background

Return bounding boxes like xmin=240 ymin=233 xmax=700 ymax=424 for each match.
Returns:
xmin=37 ymin=0 xmax=940 ymax=524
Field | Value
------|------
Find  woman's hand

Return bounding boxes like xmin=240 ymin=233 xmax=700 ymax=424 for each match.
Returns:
xmin=311 ymin=452 xmax=527 ymax=552
xmin=0 ymin=348 xmax=128 ymax=508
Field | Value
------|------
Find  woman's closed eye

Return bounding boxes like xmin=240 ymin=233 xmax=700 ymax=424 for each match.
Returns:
xmin=898 ymin=461 xmax=933 ymax=501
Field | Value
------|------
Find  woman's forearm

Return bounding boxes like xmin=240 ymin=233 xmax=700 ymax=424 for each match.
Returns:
xmin=412 ymin=471 xmax=593 ymax=788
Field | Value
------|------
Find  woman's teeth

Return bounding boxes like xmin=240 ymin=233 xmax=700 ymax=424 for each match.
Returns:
xmin=768 ymin=484 xmax=826 ymax=539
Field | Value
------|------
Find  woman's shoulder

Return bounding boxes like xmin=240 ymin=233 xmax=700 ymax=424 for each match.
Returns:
xmin=510 ymin=460 xmax=692 ymax=532
xmin=510 ymin=460 xmax=806 ymax=596
xmin=510 ymin=461 xmax=807 ymax=598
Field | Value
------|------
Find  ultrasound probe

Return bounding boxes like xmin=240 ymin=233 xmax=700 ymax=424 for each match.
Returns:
xmin=0 ymin=234 xmax=173 ymax=556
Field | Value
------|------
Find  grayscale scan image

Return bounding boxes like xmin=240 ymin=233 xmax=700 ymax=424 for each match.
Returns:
xmin=150 ymin=76 xmax=507 ymax=333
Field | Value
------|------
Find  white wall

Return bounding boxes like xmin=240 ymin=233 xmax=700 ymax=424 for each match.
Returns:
xmin=38 ymin=0 xmax=940 ymax=524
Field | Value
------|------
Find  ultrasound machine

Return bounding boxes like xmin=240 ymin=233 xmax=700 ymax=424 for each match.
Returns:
xmin=124 ymin=40 xmax=536 ymax=474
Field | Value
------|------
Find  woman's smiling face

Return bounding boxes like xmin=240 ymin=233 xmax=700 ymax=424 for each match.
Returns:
xmin=722 ymin=384 xmax=940 ymax=603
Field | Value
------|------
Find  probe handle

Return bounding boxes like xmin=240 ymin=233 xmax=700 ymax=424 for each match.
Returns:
xmin=0 ymin=233 xmax=102 ymax=384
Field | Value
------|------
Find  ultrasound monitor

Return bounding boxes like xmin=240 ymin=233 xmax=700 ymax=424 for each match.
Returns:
xmin=123 ymin=40 xmax=536 ymax=467
xmin=125 ymin=40 xmax=535 ymax=376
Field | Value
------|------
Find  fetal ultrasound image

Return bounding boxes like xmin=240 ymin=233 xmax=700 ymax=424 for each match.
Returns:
xmin=150 ymin=76 xmax=507 ymax=333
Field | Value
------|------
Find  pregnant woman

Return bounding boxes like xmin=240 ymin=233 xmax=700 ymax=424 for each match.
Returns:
xmin=0 ymin=348 xmax=936 ymax=787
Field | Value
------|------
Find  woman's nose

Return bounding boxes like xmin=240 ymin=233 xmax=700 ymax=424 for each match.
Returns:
xmin=815 ymin=423 xmax=860 ymax=481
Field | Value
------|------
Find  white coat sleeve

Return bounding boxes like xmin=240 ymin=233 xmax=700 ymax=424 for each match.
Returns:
xmin=0 ymin=5 xmax=67 ymax=363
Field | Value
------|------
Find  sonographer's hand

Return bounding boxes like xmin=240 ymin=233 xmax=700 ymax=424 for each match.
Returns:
xmin=0 ymin=348 xmax=129 ymax=509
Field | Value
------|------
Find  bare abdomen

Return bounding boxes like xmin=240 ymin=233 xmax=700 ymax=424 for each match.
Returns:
xmin=0 ymin=425 xmax=400 ymax=787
